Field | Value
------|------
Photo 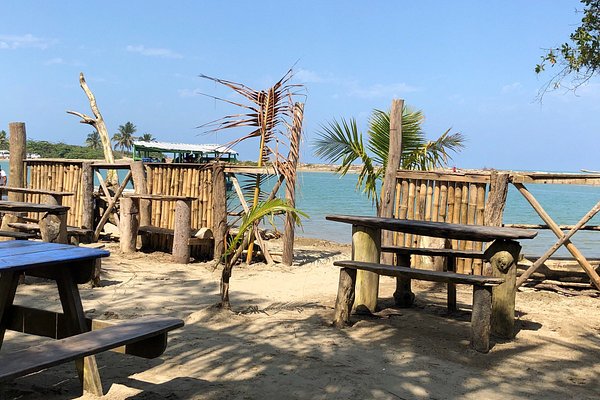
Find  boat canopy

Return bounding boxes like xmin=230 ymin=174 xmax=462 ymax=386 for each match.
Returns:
xmin=132 ymin=140 xmax=238 ymax=163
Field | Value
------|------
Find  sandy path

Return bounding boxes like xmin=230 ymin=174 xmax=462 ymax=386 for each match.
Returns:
xmin=2 ymin=239 xmax=599 ymax=399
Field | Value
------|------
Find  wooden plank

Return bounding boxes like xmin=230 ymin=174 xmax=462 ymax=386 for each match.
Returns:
xmin=0 ymin=316 xmax=184 ymax=382
xmin=381 ymin=245 xmax=485 ymax=259
xmin=0 ymin=243 xmax=108 ymax=273
xmin=326 ymin=215 xmax=538 ymax=241
xmin=5 ymin=306 xmax=177 ymax=359
xmin=0 ymin=230 xmax=35 ymax=239
xmin=0 ymin=201 xmax=68 ymax=214
xmin=395 ymin=170 xmax=491 ymax=183
xmin=126 ymin=194 xmax=196 ymax=201
xmin=0 ymin=187 xmax=74 ymax=196
xmin=334 ymin=260 xmax=504 ymax=286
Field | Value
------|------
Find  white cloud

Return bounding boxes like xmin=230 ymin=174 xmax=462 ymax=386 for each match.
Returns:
xmin=346 ymin=82 xmax=419 ymax=99
xmin=295 ymin=68 xmax=328 ymax=83
xmin=501 ymin=82 xmax=522 ymax=94
xmin=126 ymin=45 xmax=182 ymax=59
xmin=44 ymin=57 xmax=64 ymax=65
xmin=0 ymin=34 xmax=56 ymax=50
xmin=178 ymin=88 xmax=203 ymax=98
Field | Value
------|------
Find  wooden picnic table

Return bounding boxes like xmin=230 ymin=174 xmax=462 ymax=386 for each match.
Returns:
xmin=0 ymin=241 xmax=183 ymax=396
xmin=0 ymin=200 xmax=70 ymax=243
xmin=326 ymin=214 xmax=537 ymax=352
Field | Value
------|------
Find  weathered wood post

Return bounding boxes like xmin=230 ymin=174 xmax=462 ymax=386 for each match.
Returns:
xmin=485 ymin=239 xmax=521 ymax=339
xmin=352 ymin=224 xmax=381 ymax=314
xmin=471 ymin=284 xmax=493 ymax=352
xmin=131 ymin=161 xmax=151 ymax=249
xmin=172 ymin=199 xmax=191 ymax=264
xmin=81 ymin=162 xmax=94 ymax=231
xmin=119 ymin=197 xmax=139 ymax=253
xmin=8 ymin=122 xmax=26 ymax=201
xmin=393 ymin=254 xmax=414 ymax=307
xmin=39 ymin=194 xmax=68 ymax=244
xmin=333 ymin=267 xmax=357 ymax=327
xmin=0 ymin=123 xmax=27 ymax=241
xmin=380 ymin=99 xmax=403 ymax=265
xmin=483 ymin=171 xmax=510 ymax=275
xmin=282 ymin=102 xmax=304 ymax=266
xmin=212 ymin=163 xmax=227 ymax=262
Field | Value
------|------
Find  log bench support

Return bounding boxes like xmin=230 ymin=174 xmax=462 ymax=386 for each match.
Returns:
xmin=333 ymin=260 xmax=504 ymax=353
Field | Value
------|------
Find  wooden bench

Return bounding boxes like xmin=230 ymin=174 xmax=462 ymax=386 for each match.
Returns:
xmin=327 ymin=214 xmax=537 ymax=353
xmin=0 ymin=230 xmax=36 ymax=240
xmin=7 ymin=222 xmax=93 ymax=244
xmin=333 ymin=260 xmax=503 ymax=352
xmin=381 ymin=245 xmax=486 ymax=310
xmin=0 ymin=315 xmax=183 ymax=383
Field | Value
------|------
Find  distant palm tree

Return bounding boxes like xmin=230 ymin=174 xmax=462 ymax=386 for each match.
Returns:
xmin=139 ymin=133 xmax=156 ymax=142
xmin=0 ymin=130 xmax=7 ymax=149
xmin=314 ymin=107 xmax=465 ymax=211
xmin=85 ymin=130 xmax=101 ymax=150
xmin=112 ymin=122 xmax=137 ymax=153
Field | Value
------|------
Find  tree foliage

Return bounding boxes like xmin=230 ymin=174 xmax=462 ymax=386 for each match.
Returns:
xmin=85 ymin=130 xmax=101 ymax=150
xmin=313 ymin=106 xmax=464 ymax=210
xmin=139 ymin=133 xmax=156 ymax=142
xmin=536 ymin=0 xmax=600 ymax=94
xmin=26 ymin=140 xmax=106 ymax=159
xmin=113 ymin=121 xmax=137 ymax=153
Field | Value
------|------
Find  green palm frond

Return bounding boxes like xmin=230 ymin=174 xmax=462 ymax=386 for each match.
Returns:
xmin=314 ymin=118 xmax=381 ymax=204
xmin=313 ymin=104 xmax=466 ymax=209
xmin=225 ymin=198 xmax=307 ymax=258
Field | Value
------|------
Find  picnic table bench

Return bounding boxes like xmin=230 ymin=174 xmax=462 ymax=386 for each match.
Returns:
xmin=0 ymin=200 xmax=70 ymax=243
xmin=327 ymin=214 xmax=537 ymax=353
xmin=0 ymin=241 xmax=184 ymax=396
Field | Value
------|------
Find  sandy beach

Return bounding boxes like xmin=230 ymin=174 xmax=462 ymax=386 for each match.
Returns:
xmin=2 ymin=238 xmax=599 ymax=400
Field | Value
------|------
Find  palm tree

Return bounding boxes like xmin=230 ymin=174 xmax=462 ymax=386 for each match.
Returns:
xmin=112 ymin=122 xmax=137 ymax=153
xmin=85 ymin=130 xmax=101 ymax=150
xmin=139 ymin=133 xmax=156 ymax=142
xmin=0 ymin=130 xmax=7 ymax=149
xmin=313 ymin=106 xmax=465 ymax=211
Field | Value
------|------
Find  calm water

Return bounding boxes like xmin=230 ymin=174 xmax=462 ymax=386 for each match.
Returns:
xmin=6 ymin=160 xmax=600 ymax=256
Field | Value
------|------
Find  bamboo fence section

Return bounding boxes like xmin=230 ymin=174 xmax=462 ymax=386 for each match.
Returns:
xmin=393 ymin=170 xmax=492 ymax=274
xmin=25 ymin=160 xmax=85 ymax=227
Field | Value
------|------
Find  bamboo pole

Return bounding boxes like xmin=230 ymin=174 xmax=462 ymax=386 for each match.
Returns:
xmin=398 ymin=180 xmax=409 ymax=246
xmin=406 ymin=180 xmax=416 ymax=247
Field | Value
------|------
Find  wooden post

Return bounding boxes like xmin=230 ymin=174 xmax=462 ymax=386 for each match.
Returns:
xmin=470 ymin=284 xmax=493 ymax=353
xmin=212 ymin=164 xmax=227 ymax=262
xmin=352 ymin=224 xmax=381 ymax=314
xmin=119 ymin=197 xmax=139 ymax=253
xmin=81 ymin=162 xmax=94 ymax=231
xmin=8 ymin=122 xmax=26 ymax=202
xmin=484 ymin=239 xmax=521 ymax=339
xmin=131 ymin=161 xmax=151 ymax=249
xmin=333 ymin=267 xmax=357 ymax=327
xmin=380 ymin=99 xmax=404 ymax=265
xmin=39 ymin=194 xmax=68 ymax=244
xmin=393 ymin=254 xmax=414 ymax=307
xmin=282 ymin=102 xmax=304 ymax=266
xmin=172 ymin=199 xmax=191 ymax=264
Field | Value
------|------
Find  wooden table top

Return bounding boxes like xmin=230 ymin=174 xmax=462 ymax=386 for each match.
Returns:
xmin=0 ymin=241 xmax=109 ymax=273
xmin=326 ymin=214 xmax=537 ymax=242
xmin=0 ymin=201 xmax=69 ymax=214
xmin=125 ymin=194 xmax=196 ymax=201
xmin=0 ymin=187 xmax=75 ymax=196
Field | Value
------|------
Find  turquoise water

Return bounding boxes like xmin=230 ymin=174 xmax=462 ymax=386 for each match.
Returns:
xmin=6 ymin=160 xmax=600 ymax=256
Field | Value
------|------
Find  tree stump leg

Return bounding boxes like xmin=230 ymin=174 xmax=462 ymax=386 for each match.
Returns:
xmin=485 ymin=239 xmax=521 ymax=339
xmin=172 ymin=200 xmax=191 ymax=264
xmin=333 ymin=267 xmax=357 ymax=327
xmin=393 ymin=254 xmax=414 ymax=307
xmin=119 ymin=197 xmax=139 ymax=253
xmin=447 ymin=256 xmax=457 ymax=312
xmin=352 ymin=225 xmax=381 ymax=314
xmin=471 ymin=285 xmax=492 ymax=353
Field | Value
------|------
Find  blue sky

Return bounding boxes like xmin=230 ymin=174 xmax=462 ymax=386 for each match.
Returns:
xmin=1 ymin=1 xmax=597 ymax=171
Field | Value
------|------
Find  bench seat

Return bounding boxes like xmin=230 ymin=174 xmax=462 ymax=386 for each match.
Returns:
xmin=0 ymin=316 xmax=183 ymax=383
xmin=381 ymin=245 xmax=486 ymax=259
xmin=333 ymin=260 xmax=503 ymax=353
xmin=0 ymin=230 xmax=36 ymax=240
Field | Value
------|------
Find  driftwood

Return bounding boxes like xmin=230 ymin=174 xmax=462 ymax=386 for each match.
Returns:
xmin=66 ymin=72 xmax=117 ymax=186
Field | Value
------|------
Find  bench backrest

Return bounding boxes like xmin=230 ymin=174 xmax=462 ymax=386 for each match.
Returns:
xmin=392 ymin=170 xmax=507 ymax=275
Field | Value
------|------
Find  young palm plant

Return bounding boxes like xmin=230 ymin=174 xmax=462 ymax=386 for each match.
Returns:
xmin=314 ymin=106 xmax=464 ymax=213
xmin=219 ymin=198 xmax=307 ymax=309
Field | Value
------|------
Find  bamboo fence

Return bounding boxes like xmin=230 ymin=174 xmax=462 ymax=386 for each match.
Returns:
xmin=393 ymin=170 xmax=492 ymax=275
xmin=25 ymin=159 xmax=86 ymax=227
